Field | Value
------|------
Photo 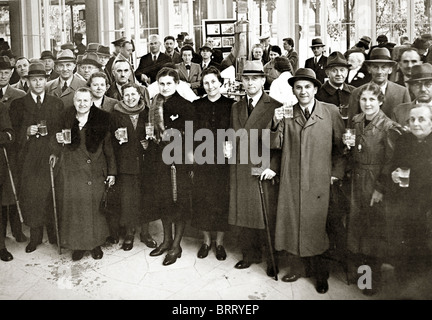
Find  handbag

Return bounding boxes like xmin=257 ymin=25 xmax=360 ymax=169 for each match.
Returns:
xmin=100 ymin=183 xmax=119 ymax=214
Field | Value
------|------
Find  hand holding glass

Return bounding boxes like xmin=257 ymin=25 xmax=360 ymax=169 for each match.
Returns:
xmin=392 ymin=167 xmax=410 ymax=187
xmin=339 ymin=105 xmax=349 ymax=120
xmin=283 ymin=102 xmax=294 ymax=118
xmin=224 ymin=141 xmax=233 ymax=159
xmin=62 ymin=129 xmax=71 ymax=144
xmin=37 ymin=120 xmax=48 ymax=136
xmin=145 ymin=122 xmax=155 ymax=139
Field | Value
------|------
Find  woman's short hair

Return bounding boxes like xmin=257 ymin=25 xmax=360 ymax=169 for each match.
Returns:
xmin=411 ymin=104 xmax=432 ymax=121
xmin=269 ymin=45 xmax=282 ymax=56
xmin=273 ymin=56 xmax=292 ymax=73
xmin=347 ymin=51 xmax=365 ymax=65
xmin=87 ymin=71 xmax=109 ymax=86
xmin=75 ymin=86 xmax=93 ymax=96
xmin=358 ymin=82 xmax=385 ymax=103
xmin=120 ymin=82 xmax=143 ymax=99
xmin=156 ymin=66 xmax=180 ymax=83
xmin=201 ymin=66 xmax=223 ymax=86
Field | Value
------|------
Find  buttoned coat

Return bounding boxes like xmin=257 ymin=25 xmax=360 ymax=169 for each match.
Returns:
xmin=11 ymin=80 xmax=28 ymax=92
xmin=228 ymin=92 xmax=282 ymax=230
xmin=9 ymin=93 xmax=64 ymax=227
xmin=316 ymin=81 xmax=355 ymax=108
xmin=270 ymin=100 xmax=345 ymax=256
xmin=348 ymin=81 xmax=411 ymax=123
xmin=46 ymin=75 xmax=87 ymax=109
xmin=304 ymin=55 xmax=328 ymax=84
xmin=1 ymin=85 xmax=26 ymax=110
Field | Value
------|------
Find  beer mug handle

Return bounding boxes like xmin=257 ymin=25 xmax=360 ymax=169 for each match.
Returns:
xmin=392 ymin=168 xmax=401 ymax=184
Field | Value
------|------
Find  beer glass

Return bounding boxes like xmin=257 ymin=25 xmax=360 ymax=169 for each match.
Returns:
xmin=339 ymin=104 xmax=349 ymax=120
xmin=223 ymin=141 xmax=233 ymax=159
xmin=398 ymin=167 xmax=410 ymax=188
xmin=117 ymin=127 xmax=128 ymax=145
xmin=38 ymin=120 xmax=48 ymax=136
xmin=283 ymin=102 xmax=294 ymax=118
xmin=145 ymin=122 xmax=155 ymax=139
xmin=343 ymin=128 xmax=356 ymax=148
xmin=62 ymin=129 xmax=71 ymax=144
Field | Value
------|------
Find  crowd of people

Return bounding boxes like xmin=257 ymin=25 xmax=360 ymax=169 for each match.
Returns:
xmin=0 ymin=30 xmax=431 ymax=298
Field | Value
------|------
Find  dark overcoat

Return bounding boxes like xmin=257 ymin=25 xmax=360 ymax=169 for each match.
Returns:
xmin=55 ymin=106 xmax=117 ymax=250
xmin=9 ymin=93 xmax=64 ymax=227
xmin=228 ymin=92 xmax=281 ymax=230
xmin=271 ymin=100 xmax=345 ymax=257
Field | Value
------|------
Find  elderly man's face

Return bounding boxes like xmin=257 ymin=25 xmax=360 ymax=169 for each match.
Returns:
xmin=242 ymin=75 xmax=265 ymax=97
xmin=399 ymin=50 xmax=422 ymax=78
xmin=311 ymin=46 xmax=325 ymax=57
xmin=368 ymin=63 xmax=393 ymax=86
xmin=15 ymin=59 xmax=29 ymax=78
xmin=292 ymin=80 xmax=317 ymax=106
xmin=409 ymin=79 xmax=432 ymax=103
xmin=149 ymin=38 xmax=161 ymax=54
xmin=120 ymin=43 xmax=133 ymax=59
xmin=113 ymin=61 xmax=131 ymax=85
xmin=325 ymin=66 xmax=348 ymax=86
xmin=408 ymin=106 xmax=432 ymax=139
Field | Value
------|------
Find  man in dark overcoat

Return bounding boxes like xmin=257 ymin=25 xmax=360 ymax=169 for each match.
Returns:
xmin=271 ymin=68 xmax=346 ymax=294
xmin=9 ymin=62 xmax=64 ymax=253
xmin=228 ymin=60 xmax=282 ymax=278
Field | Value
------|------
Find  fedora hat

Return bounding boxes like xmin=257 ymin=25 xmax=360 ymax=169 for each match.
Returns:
xmin=406 ymin=63 xmax=432 ymax=83
xmin=183 ymin=36 xmax=194 ymax=46
xmin=310 ymin=38 xmax=325 ymax=47
xmin=97 ymin=45 xmax=111 ymax=57
xmin=360 ymin=36 xmax=371 ymax=44
xmin=176 ymin=34 xmax=185 ymax=41
xmin=24 ymin=62 xmax=49 ymax=78
xmin=1 ymin=49 xmax=15 ymax=59
xmin=60 ymin=42 xmax=75 ymax=51
xmin=0 ymin=56 xmax=12 ymax=70
xmin=199 ymin=42 xmax=213 ymax=51
xmin=242 ymin=60 xmax=265 ymax=76
xmin=288 ymin=68 xmax=322 ymax=87
xmin=56 ymin=49 xmax=76 ymax=63
xmin=365 ymin=47 xmax=397 ymax=65
xmin=78 ymin=52 xmax=102 ymax=68
xmin=325 ymin=51 xmax=351 ymax=69
xmin=40 ymin=50 xmax=55 ymax=60
xmin=74 ymin=33 xmax=83 ymax=40
xmin=85 ymin=43 xmax=100 ymax=53
xmin=259 ymin=34 xmax=270 ymax=41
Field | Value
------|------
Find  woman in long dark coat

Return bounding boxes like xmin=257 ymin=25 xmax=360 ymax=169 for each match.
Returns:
xmin=110 ymin=82 xmax=157 ymax=251
xmin=191 ymin=67 xmax=233 ymax=260
xmin=53 ymin=87 xmax=116 ymax=261
xmin=345 ymin=82 xmax=401 ymax=295
xmin=147 ymin=67 xmax=194 ymax=266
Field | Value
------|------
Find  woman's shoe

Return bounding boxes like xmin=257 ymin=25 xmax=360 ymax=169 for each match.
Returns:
xmin=140 ymin=233 xmax=157 ymax=248
xmin=215 ymin=245 xmax=227 ymax=261
xmin=121 ymin=235 xmax=134 ymax=251
xmin=163 ymin=247 xmax=182 ymax=266
xmin=149 ymin=242 xmax=172 ymax=256
xmin=197 ymin=243 xmax=211 ymax=259
xmin=72 ymin=250 xmax=85 ymax=261
xmin=0 ymin=248 xmax=13 ymax=262
xmin=91 ymin=246 xmax=103 ymax=259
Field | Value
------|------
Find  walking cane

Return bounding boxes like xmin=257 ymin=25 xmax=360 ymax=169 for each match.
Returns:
xmin=257 ymin=176 xmax=278 ymax=281
xmin=49 ymin=161 xmax=61 ymax=255
xmin=2 ymin=147 xmax=23 ymax=223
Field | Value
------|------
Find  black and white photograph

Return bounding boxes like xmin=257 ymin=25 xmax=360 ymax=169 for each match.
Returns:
xmin=1 ymin=0 xmax=432 ymax=308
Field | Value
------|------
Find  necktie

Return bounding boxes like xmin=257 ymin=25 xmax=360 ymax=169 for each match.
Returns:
xmin=314 ymin=57 xmax=318 ymax=67
xmin=248 ymin=98 xmax=254 ymax=116
xmin=186 ymin=65 xmax=191 ymax=70
xmin=62 ymin=81 xmax=68 ymax=92
xmin=0 ymin=89 xmax=3 ymax=99
xmin=23 ymin=82 xmax=29 ymax=92
xmin=304 ymin=107 xmax=310 ymax=120
xmin=153 ymin=55 xmax=157 ymax=62
xmin=36 ymin=95 xmax=42 ymax=110
xmin=203 ymin=63 xmax=207 ymax=69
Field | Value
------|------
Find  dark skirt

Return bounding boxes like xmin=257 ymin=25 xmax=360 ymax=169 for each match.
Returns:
xmin=191 ymin=164 xmax=230 ymax=232
xmin=118 ymin=173 xmax=143 ymax=228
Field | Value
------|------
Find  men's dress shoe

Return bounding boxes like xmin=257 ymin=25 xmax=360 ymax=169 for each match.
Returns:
xmin=162 ymin=247 xmax=182 ymax=266
xmin=140 ymin=233 xmax=157 ymax=248
xmin=25 ymin=242 xmax=37 ymax=253
xmin=215 ymin=245 xmax=227 ymax=261
xmin=234 ymin=260 xmax=259 ymax=269
xmin=106 ymin=236 xmax=119 ymax=244
xmin=315 ymin=279 xmax=329 ymax=294
xmin=281 ymin=273 xmax=301 ymax=282
xmin=197 ymin=243 xmax=211 ymax=259
xmin=150 ymin=243 xmax=172 ymax=256
xmin=72 ymin=250 xmax=85 ymax=261
xmin=266 ymin=264 xmax=279 ymax=278
xmin=91 ymin=246 xmax=103 ymax=260
xmin=121 ymin=235 xmax=134 ymax=251
xmin=15 ymin=233 xmax=28 ymax=243
xmin=0 ymin=248 xmax=13 ymax=262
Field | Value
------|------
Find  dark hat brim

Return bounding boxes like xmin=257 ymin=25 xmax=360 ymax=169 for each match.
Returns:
xmin=406 ymin=75 xmax=432 ymax=83
xmin=325 ymin=62 xmax=351 ymax=69
xmin=24 ymin=72 xmax=49 ymax=78
xmin=0 ymin=63 xmax=13 ymax=70
xmin=78 ymin=59 xmax=102 ymax=68
xmin=55 ymin=58 xmax=76 ymax=64
xmin=310 ymin=44 xmax=325 ymax=48
xmin=242 ymin=70 xmax=266 ymax=76
xmin=288 ymin=76 xmax=322 ymax=87
xmin=364 ymin=59 xmax=397 ymax=65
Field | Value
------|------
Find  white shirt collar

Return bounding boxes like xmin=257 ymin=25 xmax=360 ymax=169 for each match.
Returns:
xmin=31 ymin=91 xmax=45 ymax=103
xmin=247 ymin=90 xmax=263 ymax=108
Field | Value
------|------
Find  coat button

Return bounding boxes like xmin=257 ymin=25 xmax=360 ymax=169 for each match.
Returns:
xmin=87 ymin=159 xmax=91 ymax=164
xmin=87 ymin=181 xmax=92 ymax=185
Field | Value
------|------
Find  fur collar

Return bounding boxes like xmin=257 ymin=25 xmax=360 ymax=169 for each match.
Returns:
xmin=64 ymin=106 xmax=110 ymax=153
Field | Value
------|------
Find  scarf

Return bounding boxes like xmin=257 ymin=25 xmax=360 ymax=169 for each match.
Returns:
xmin=149 ymin=93 xmax=170 ymax=141
xmin=114 ymin=100 xmax=146 ymax=115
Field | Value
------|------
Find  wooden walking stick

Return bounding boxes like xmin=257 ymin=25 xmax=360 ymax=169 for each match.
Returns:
xmin=3 ymin=147 xmax=23 ymax=223
xmin=257 ymin=176 xmax=278 ymax=281
xmin=49 ymin=161 xmax=61 ymax=255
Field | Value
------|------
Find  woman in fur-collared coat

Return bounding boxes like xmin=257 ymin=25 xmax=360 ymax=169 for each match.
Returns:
xmin=52 ymin=87 xmax=116 ymax=261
